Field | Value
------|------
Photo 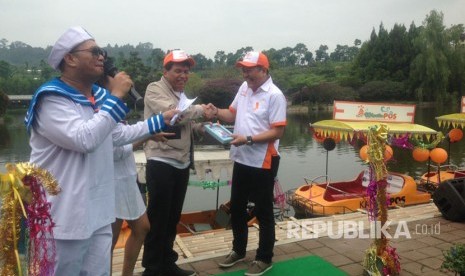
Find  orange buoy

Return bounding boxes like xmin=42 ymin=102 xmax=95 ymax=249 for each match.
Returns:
xmin=449 ymin=128 xmax=463 ymax=143
xmin=359 ymin=145 xmax=369 ymax=161
xmin=430 ymin=148 xmax=448 ymax=164
xmin=412 ymin=147 xmax=430 ymax=162
xmin=384 ymin=145 xmax=393 ymax=161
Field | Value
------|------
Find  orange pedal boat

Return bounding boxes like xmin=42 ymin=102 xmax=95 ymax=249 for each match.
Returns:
xmin=286 ymin=170 xmax=431 ymax=218
xmin=418 ymin=164 xmax=465 ymax=192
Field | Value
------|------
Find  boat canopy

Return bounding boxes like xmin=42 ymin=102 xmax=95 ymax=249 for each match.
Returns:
xmin=310 ymin=101 xmax=440 ymax=141
xmin=436 ymin=96 xmax=465 ymax=129
xmin=311 ymin=120 xmax=439 ymax=141
xmin=436 ymin=113 xmax=465 ymax=129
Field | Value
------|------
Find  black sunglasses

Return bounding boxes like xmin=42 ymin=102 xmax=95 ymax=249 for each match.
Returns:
xmin=71 ymin=46 xmax=107 ymax=58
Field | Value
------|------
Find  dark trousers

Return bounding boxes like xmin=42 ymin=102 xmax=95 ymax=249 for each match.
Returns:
xmin=142 ymin=160 xmax=190 ymax=273
xmin=230 ymin=157 xmax=279 ymax=264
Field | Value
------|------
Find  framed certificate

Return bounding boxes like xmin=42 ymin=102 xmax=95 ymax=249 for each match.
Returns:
xmin=204 ymin=123 xmax=233 ymax=144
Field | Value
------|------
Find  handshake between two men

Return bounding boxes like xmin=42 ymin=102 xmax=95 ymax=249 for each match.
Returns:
xmin=151 ymin=103 xmax=221 ymax=143
xmin=150 ymin=103 xmax=242 ymax=145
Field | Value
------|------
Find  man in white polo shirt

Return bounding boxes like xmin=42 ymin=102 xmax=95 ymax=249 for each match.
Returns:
xmin=207 ymin=51 xmax=287 ymax=276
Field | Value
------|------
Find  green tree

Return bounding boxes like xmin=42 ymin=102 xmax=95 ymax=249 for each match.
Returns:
xmin=0 ymin=60 xmax=12 ymax=79
xmin=185 ymin=73 xmax=204 ymax=97
xmin=315 ymin=45 xmax=329 ymax=62
xmin=191 ymin=53 xmax=213 ymax=70
xmin=445 ymin=24 xmax=465 ymax=98
xmin=303 ymin=52 xmax=314 ymax=65
xmin=330 ymin=44 xmax=353 ymax=62
xmin=147 ymin=48 xmax=165 ymax=70
xmin=225 ymin=47 xmax=253 ymax=66
xmin=0 ymin=90 xmax=8 ymax=116
xmin=358 ymin=80 xmax=407 ymax=101
xmin=119 ymin=52 xmax=151 ymax=99
xmin=214 ymin=51 xmax=227 ymax=66
xmin=410 ymin=10 xmax=450 ymax=102
xmin=352 ymin=22 xmax=418 ymax=88
xmin=370 ymin=23 xmax=390 ymax=80
xmin=39 ymin=59 xmax=55 ymax=80
xmin=279 ymin=47 xmax=297 ymax=67
xmin=292 ymin=43 xmax=310 ymax=66
xmin=263 ymin=48 xmax=282 ymax=68
xmin=304 ymin=82 xmax=358 ymax=104
xmin=197 ymin=78 xmax=242 ymax=108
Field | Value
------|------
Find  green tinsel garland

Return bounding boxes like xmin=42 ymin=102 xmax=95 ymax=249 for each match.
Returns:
xmin=188 ymin=180 xmax=229 ymax=190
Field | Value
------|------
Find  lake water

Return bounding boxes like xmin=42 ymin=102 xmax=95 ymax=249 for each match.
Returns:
xmin=2 ymin=106 xmax=465 ymax=212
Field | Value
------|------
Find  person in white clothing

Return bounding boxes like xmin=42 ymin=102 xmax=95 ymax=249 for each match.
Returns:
xmin=206 ymin=52 xmax=287 ymax=276
xmin=25 ymin=26 xmax=177 ymax=276
xmin=110 ymin=128 xmax=174 ymax=276
xmin=111 ymin=141 xmax=149 ymax=276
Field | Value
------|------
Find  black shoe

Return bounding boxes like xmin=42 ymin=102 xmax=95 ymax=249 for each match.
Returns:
xmin=142 ymin=268 xmax=161 ymax=276
xmin=162 ymin=264 xmax=196 ymax=276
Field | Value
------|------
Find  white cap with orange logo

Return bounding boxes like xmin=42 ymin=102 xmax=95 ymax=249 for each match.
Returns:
xmin=236 ymin=51 xmax=269 ymax=69
xmin=163 ymin=50 xmax=195 ymax=67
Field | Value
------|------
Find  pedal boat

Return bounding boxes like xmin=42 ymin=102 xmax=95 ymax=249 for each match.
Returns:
xmin=418 ymin=164 xmax=465 ymax=193
xmin=418 ymin=109 xmax=465 ymax=191
xmin=286 ymin=170 xmax=431 ymax=217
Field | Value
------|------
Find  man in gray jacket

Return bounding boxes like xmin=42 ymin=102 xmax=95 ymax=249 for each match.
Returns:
xmin=142 ymin=50 xmax=209 ymax=276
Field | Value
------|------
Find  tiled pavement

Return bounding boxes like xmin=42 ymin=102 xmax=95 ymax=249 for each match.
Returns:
xmin=114 ymin=204 xmax=464 ymax=275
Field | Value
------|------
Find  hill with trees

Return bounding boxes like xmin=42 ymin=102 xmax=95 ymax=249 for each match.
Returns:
xmin=0 ymin=10 xmax=464 ymax=115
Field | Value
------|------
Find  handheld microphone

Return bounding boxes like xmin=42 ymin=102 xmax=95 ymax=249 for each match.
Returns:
xmin=103 ymin=59 xmax=143 ymax=102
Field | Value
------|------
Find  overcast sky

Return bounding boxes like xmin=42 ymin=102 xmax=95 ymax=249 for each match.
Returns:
xmin=1 ymin=0 xmax=464 ymax=59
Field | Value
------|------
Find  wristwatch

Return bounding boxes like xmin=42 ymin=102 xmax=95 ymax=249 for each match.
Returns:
xmin=246 ymin=136 xmax=254 ymax=145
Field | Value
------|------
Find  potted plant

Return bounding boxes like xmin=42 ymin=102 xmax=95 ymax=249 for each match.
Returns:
xmin=442 ymin=243 xmax=465 ymax=275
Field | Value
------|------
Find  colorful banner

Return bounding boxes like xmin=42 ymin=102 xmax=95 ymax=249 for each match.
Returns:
xmin=333 ymin=101 xmax=415 ymax=123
